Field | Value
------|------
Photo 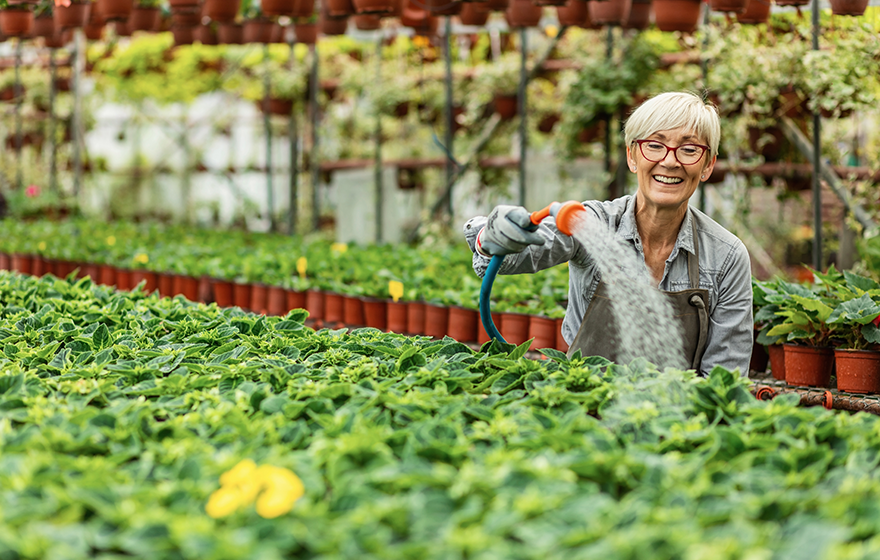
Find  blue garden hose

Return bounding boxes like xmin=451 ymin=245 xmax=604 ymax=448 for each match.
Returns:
xmin=479 ymin=255 xmax=507 ymax=344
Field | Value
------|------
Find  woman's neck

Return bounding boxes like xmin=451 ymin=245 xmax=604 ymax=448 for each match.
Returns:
xmin=633 ymin=193 xmax=687 ymax=247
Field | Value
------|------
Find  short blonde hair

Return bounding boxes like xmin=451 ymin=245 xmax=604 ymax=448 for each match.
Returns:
xmin=624 ymin=91 xmax=720 ymax=157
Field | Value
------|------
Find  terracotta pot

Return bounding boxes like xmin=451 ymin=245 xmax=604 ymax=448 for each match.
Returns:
xmin=425 ymin=0 xmax=462 ymax=15
xmin=198 ymin=276 xmax=213 ymax=303
xmin=353 ymin=0 xmax=396 ymax=15
xmin=10 ymin=254 xmax=33 ymax=275
xmin=55 ymin=2 xmax=90 ymax=29
xmin=774 ymin=0 xmax=808 ymax=5
xmin=292 ymin=0 xmax=317 ymax=17
xmin=250 ymin=284 xmax=269 ymax=314
xmin=286 ymin=289 xmax=307 ymax=312
xmin=834 ymin=349 xmax=880 ymax=394
xmin=458 ymin=1 xmax=489 ymax=25
xmin=172 ymin=25 xmax=195 ymax=45
xmin=0 ymin=253 xmax=9 ymax=271
xmin=534 ymin=0 xmax=566 ymax=6
xmin=85 ymin=264 xmax=101 ymax=282
xmin=172 ymin=9 xmax=200 ymax=26
xmin=735 ymin=0 xmax=769 ymax=24
xmin=169 ymin=0 xmax=200 ymax=8
xmin=829 ymin=0 xmax=868 ymax=15
xmin=500 ymin=312 xmax=531 ymax=346
xmin=556 ymin=317 xmax=569 ymax=352
xmin=233 ymin=282 xmax=252 ymax=309
xmin=116 ymin=269 xmax=132 ymax=291
xmin=212 ymin=279 xmax=234 ymax=307
xmin=203 ymin=0 xmax=241 ymax=21
xmin=175 ymin=275 xmax=199 ymax=301
xmin=197 ymin=24 xmax=218 ymax=44
xmin=783 ymin=344 xmax=833 ymax=388
xmin=31 ymin=257 xmax=47 ymax=278
xmin=749 ymin=341 xmax=769 ymax=375
xmin=424 ymin=304 xmax=449 ymax=339
xmin=96 ymin=0 xmax=132 ymax=21
xmin=587 ymin=0 xmax=628 ymax=25
xmin=320 ymin=13 xmax=348 ymax=35
xmin=361 ymin=298 xmax=388 ymax=330
xmin=477 ymin=312 xmax=503 ymax=345
xmin=243 ymin=18 xmax=273 ymax=43
xmin=75 ymin=263 xmax=94 ymax=280
xmin=131 ymin=270 xmax=157 ymax=294
xmin=217 ymin=22 xmax=243 ymax=44
xmin=158 ymin=273 xmax=175 ymax=298
xmin=261 ymin=0 xmax=297 ymax=16
xmin=98 ymin=265 xmax=116 ymax=287
xmin=267 ymin=286 xmax=287 ymax=316
xmin=0 ymin=8 xmax=33 ymax=37
xmin=448 ymin=306 xmax=478 ymax=342
xmin=305 ymin=290 xmax=324 ymax=322
xmin=407 ymin=302 xmax=426 ymax=335
xmin=294 ymin=22 xmax=317 ymax=44
xmin=505 ymin=0 xmax=542 ymax=27
xmin=353 ymin=13 xmax=381 ymax=29
xmin=528 ymin=315 xmax=557 ymax=351
xmin=486 ymin=0 xmax=509 ymax=10
xmin=621 ymin=0 xmax=650 ymax=29
xmin=326 ymin=0 xmax=356 ymax=17
xmin=84 ymin=21 xmax=105 ymax=40
xmin=32 ymin=14 xmax=55 ymax=38
xmin=400 ymin=0 xmax=438 ymax=33
xmin=556 ymin=0 xmax=589 ymax=27
xmin=387 ymin=301 xmax=408 ymax=333
xmin=494 ymin=93 xmax=517 ymax=120
xmin=324 ymin=293 xmax=345 ymax=324
xmin=709 ymin=0 xmax=747 ymax=12
xmin=56 ymin=260 xmax=77 ymax=278
xmin=652 ymin=0 xmax=701 ymax=32
xmin=129 ymin=7 xmax=160 ymax=31
xmin=343 ymin=296 xmax=365 ymax=326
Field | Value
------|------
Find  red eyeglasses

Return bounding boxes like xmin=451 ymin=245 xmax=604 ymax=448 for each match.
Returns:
xmin=635 ymin=139 xmax=709 ymax=166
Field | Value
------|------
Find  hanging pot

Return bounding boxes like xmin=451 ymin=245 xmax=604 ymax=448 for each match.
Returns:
xmin=387 ymin=301 xmax=408 ymax=332
xmin=424 ymin=304 xmax=449 ymax=339
xmin=783 ymin=344 xmax=833 ymax=388
xmin=834 ymin=349 xmax=880 ymax=394
xmin=407 ymin=301 xmax=426 ymax=335
xmin=260 ymin=0 xmax=296 ymax=15
xmin=320 ymin=13 xmax=348 ymax=34
xmin=169 ymin=0 xmax=200 ymax=7
xmin=353 ymin=13 xmax=381 ymax=29
xmin=250 ymin=283 xmax=269 ymax=314
xmin=293 ymin=0 xmax=318 ymax=16
xmin=621 ymin=0 xmax=650 ymax=29
xmin=294 ymin=22 xmax=317 ymax=43
xmin=0 ymin=8 xmax=33 ymax=37
xmin=458 ymin=1 xmax=490 ymax=25
xmin=263 ymin=98 xmax=293 ymax=116
xmin=652 ymin=0 xmax=701 ymax=32
xmin=448 ymin=306 xmax=478 ymax=342
xmin=534 ymin=0 xmax=566 ymax=7
xmin=96 ymin=0 xmax=132 ymax=21
xmin=361 ymin=297 xmax=388 ymax=330
xmin=233 ymin=282 xmax=252 ymax=310
xmin=774 ymin=0 xmax=808 ymax=6
xmin=198 ymin=23 xmax=219 ymax=44
xmin=494 ymin=93 xmax=517 ymax=119
xmin=426 ymin=0 xmax=462 ymax=15
xmin=736 ymin=0 xmax=769 ymax=23
xmin=709 ymin=0 xmax=747 ymax=13
xmin=217 ymin=22 xmax=244 ymax=44
xmin=129 ymin=7 xmax=160 ymax=31
xmin=32 ymin=14 xmax=55 ymax=38
xmin=528 ymin=315 xmax=557 ymax=351
xmin=54 ymin=2 xmax=90 ymax=29
xmin=326 ymin=0 xmax=356 ymax=16
xmin=587 ymin=0 xmax=628 ymax=26
xmin=829 ymin=0 xmax=868 ymax=15
xmin=505 ymin=0 xmax=542 ymax=27
xmin=172 ymin=9 xmax=201 ymax=27
xmin=304 ymin=290 xmax=324 ymax=323
xmin=747 ymin=126 xmax=785 ymax=162
xmin=556 ymin=0 xmax=589 ymax=27
xmin=203 ymin=0 xmax=241 ymax=21
xmin=401 ymin=0 xmax=438 ymax=33
xmin=172 ymin=25 xmax=195 ymax=45
xmin=243 ymin=18 xmax=274 ymax=43
xmin=352 ymin=0 xmax=396 ymax=15
xmin=485 ymin=0 xmax=509 ymax=10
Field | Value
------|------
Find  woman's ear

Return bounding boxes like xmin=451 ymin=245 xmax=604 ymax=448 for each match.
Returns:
xmin=700 ymin=154 xmax=718 ymax=181
xmin=626 ymin=145 xmax=636 ymax=172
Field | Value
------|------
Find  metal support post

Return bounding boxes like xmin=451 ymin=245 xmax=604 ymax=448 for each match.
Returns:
xmin=603 ymin=27 xmax=613 ymax=196
xmin=444 ymin=16 xmax=454 ymax=217
xmin=374 ymin=36 xmax=383 ymax=243
xmin=309 ymin=45 xmax=321 ymax=232
xmin=811 ymin=0 xmax=822 ymax=270
xmin=72 ymin=29 xmax=83 ymax=197
xmin=263 ymin=44 xmax=275 ymax=231
xmin=288 ymin=41 xmax=299 ymax=235
xmin=49 ymin=48 xmax=58 ymax=194
xmin=518 ymin=27 xmax=527 ymax=207
xmin=14 ymin=39 xmax=23 ymax=190
xmin=699 ymin=2 xmax=710 ymax=211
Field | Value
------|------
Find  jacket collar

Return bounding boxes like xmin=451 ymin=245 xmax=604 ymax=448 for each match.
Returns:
xmin=617 ymin=195 xmax=696 ymax=257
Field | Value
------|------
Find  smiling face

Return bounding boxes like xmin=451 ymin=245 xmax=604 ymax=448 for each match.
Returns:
xmin=626 ymin=127 xmax=716 ymax=214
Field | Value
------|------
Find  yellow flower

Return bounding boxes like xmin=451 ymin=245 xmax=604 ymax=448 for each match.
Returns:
xmin=37 ymin=242 xmax=47 ymax=252
xmin=545 ymin=24 xmax=559 ymax=38
xmin=254 ymin=465 xmax=304 ymax=519
xmin=205 ymin=486 xmax=242 ymax=519
xmin=412 ymin=35 xmax=430 ymax=48
xmin=133 ymin=253 xmax=149 ymax=265
xmin=331 ymin=243 xmax=348 ymax=254
xmin=296 ymin=256 xmax=308 ymax=278
xmin=219 ymin=459 xmax=258 ymax=487
xmin=389 ymin=281 xmax=404 ymax=303
xmin=106 ymin=236 xmax=116 ymax=246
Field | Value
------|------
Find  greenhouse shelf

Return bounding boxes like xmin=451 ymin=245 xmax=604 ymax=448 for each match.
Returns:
xmin=750 ymin=372 xmax=880 ymax=415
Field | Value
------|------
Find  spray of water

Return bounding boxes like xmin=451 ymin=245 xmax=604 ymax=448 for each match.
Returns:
xmin=567 ymin=213 xmax=687 ymax=371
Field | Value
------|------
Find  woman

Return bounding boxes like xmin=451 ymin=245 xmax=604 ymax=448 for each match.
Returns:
xmin=463 ymin=91 xmax=753 ymax=376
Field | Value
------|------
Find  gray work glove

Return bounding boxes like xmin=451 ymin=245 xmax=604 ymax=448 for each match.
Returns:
xmin=477 ymin=205 xmax=545 ymax=256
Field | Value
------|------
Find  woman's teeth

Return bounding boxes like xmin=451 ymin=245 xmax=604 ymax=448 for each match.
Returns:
xmin=653 ymin=175 xmax=683 ymax=184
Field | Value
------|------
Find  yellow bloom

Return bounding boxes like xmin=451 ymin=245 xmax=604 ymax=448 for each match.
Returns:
xmin=545 ymin=24 xmax=559 ymax=38
xmin=37 ymin=242 xmax=47 ymax=252
xmin=296 ymin=256 xmax=308 ymax=278
xmin=331 ymin=243 xmax=348 ymax=254
xmin=389 ymin=281 xmax=404 ymax=303
xmin=106 ymin=236 xmax=116 ymax=246
xmin=205 ymin=486 xmax=242 ymax=519
xmin=219 ymin=459 xmax=258 ymax=487
xmin=134 ymin=253 xmax=149 ymax=265
xmin=255 ymin=489 xmax=298 ymax=519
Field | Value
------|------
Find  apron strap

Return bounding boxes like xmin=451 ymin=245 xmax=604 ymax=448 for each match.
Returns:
xmin=688 ymin=216 xmax=699 ymax=290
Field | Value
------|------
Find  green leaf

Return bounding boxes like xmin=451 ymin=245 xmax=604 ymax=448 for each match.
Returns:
xmin=509 ymin=339 xmax=532 ymax=361
xmin=93 ymin=324 xmax=111 ymax=350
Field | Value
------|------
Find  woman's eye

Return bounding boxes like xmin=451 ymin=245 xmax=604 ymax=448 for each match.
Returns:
xmin=646 ymin=143 xmax=665 ymax=150
xmin=680 ymin=147 xmax=699 ymax=155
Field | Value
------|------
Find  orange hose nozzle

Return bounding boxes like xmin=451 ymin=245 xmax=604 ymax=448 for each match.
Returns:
xmin=529 ymin=201 xmax=586 ymax=236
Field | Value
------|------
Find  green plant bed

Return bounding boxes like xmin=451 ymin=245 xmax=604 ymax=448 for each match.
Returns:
xmin=3 ymin=271 xmax=880 ymax=557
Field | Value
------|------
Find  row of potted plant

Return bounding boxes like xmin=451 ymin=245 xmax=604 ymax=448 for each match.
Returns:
xmin=754 ymin=268 xmax=880 ymax=394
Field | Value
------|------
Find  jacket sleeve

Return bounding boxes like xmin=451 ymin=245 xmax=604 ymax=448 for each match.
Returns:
xmin=463 ymin=214 xmax=585 ymax=278
xmin=700 ymin=239 xmax=754 ymax=377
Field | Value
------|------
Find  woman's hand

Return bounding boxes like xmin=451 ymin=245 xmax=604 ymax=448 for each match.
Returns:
xmin=476 ymin=205 xmax=545 ymax=256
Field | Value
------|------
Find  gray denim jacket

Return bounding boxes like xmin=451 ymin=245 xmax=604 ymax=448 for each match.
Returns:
xmin=463 ymin=195 xmax=754 ymax=376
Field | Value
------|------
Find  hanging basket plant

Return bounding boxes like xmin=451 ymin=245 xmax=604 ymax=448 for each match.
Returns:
xmin=621 ymin=0 xmax=649 ymax=29
xmin=505 ymin=0 xmax=542 ymax=27
xmin=400 ymin=0 xmax=437 ymax=33
xmin=587 ymin=0 xmax=628 ymax=26
xmin=735 ymin=0 xmax=769 ymax=24
xmin=203 ymin=0 xmax=241 ymax=21
xmin=32 ymin=12 xmax=54 ymax=38
xmin=556 ymin=0 xmax=590 ymax=27
xmin=326 ymin=0 xmax=355 ymax=16
xmin=319 ymin=9 xmax=348 ymax=34
xmin=652 ymin=0 xmax=701 ymax=32
xmin=458 ymin=1 xmax=489 ymax=25
xmin=829 ymin=0 xmax=868 ymax=15
xmin=0 ymin=4 xmax=33 ymax=37
xmin=54 ymin=0 xmax=90 ymax=29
